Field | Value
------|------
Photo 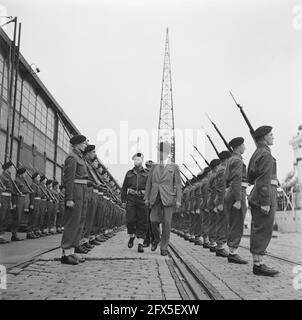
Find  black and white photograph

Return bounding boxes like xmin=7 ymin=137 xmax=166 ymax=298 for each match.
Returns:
xmin=0 ymin=0 xmax=302 ymax=306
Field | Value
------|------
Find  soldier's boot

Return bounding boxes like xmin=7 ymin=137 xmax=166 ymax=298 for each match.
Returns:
xmin=194 ymin=237 xmax=203 ymax=246
xmin=138 ymin=243 xmax=144 ymax=253
xmin=216 ymin=248 xmax=229 ymax=257
xmin=228 ymin=254 xmax=248 ymax=264
xmin=75 ymin=246 xmax=89 ymax=254
xmin=11 ymin=233 xmax=23 ymax=241
xmin=128 ymin=236 xmax=135 ymax=248
xmin=61 ymin=255 xmax=79 ymax=265
xmin=0 ymin=237 xmax=10 ymax=244
xmin=70 ymin=254 xmax=86 ymax=263
xmin=253 ymin=264 xmax=279 ymax=277
xmin=26 ymin=231 xmax=37 ymax=239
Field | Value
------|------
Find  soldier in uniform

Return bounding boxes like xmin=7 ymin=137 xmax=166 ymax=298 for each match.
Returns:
xmin=143 ymin=160 xmax=155 ymax=248
xmin=192 ymin=172 xmax=204 ymax=246
xmin=121 ymin=152 xmax=149 ymax=253
xmin=61 ymin=134 xmax=88 ymax=265
xmin=248 ymin=126 xmax=279 ymax=276
xmin=0 ymin=161 xmax=15 ymax=244
xmin=214 ymin=151 xmax=232 ymax=257
xmin=56 ymin=185 xmax=65 ymax=233
xmin=29 ymin=172 xmax=42 ymax=238
xmin=187 ymin=177 xmax=198 ymax=243
xmin=207 ymin=159 xmax=221 ymax=252
xmin=199 ymin=167 xmax=211 ymax=247
xmin=51 ymin=181 xmax=60 ymax=233
xmin=46 ymin=179 xmax=56 ymax=234
xmin=82 ymin=145 xmax=101 ymax=248
xmin=26 ymin=172 xmax=41 ymax=239
xmin=224 ymin=137 xmax=248 ymax=264
xmin=11 ymin=167 xmax=29 ymax=241
xmin=39 ymin=175 xmax=50 ymax=236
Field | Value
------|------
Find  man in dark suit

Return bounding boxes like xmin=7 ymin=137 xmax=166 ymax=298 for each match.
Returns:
xmin=144 ymin=141 xmax=182 ymax=256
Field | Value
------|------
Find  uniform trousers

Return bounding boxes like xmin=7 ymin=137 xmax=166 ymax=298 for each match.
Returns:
xmin=126 ymin=193 xmax=148 ymax=239
xmin=61 ymin=184 xmax=88 ymax=249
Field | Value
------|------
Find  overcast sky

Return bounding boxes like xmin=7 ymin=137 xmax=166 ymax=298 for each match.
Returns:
xmin=2 ymin=0 xmax=302 ymax=185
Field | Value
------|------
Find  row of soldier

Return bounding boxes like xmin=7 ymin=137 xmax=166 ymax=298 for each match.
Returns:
xmin=172 ymin=125 xmax=279 ymax=277
xmin=0 ymin=136 xmax=126 ymax=266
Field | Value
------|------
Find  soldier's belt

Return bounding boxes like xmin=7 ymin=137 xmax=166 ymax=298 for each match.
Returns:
xmin=41 ymin=198 xmax=47 ymax=201
xmin=1 ymin=192 xmax=11 ymax=197
xmin=271 ymin=180 xmax=278 ymax=186
xmin=241 ymin=182 xmax=248 ymax=188
xmin=127 ymin=189 xmax=145 ymax=196
xmin=74 ymin=179 xmax=88 ymax=184
xmin=34 ymin=197 xmax=41 ymax=200
xmin=93 ymin=189 xmax=99 ymax=193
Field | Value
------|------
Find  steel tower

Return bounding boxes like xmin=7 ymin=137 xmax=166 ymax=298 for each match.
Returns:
xmin=157 ymin=28 xmax=175 ymax=163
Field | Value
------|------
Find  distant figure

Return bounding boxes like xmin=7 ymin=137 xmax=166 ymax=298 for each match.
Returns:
xmin=144 ymin=141 xmax=182 ymax=256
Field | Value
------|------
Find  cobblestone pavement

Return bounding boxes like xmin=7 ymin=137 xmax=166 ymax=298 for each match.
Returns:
xmin=240 ymin=232 xmax=302 ymax=264
xmin=0 ymin=230 xmax=181 ymax=300
xmin=169 ymin=232 xmax=302 ymax=300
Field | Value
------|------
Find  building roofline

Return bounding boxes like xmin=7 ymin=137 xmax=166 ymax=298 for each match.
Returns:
xmin=0 ymin=27 xmax=80 ymax=136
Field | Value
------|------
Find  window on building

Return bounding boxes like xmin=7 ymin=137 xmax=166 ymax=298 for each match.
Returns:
xmin=46 ymin=107 xmax=55 ymax=140
xmin=21 ymin=80 xmax=36 ymax=125
xmin=45 ymin=160 xmax=54 ymax=179
xmin=45 ymin=137 xmax=55 ymax=160
xmin=35 ymin=96 xmax=47 ymax=134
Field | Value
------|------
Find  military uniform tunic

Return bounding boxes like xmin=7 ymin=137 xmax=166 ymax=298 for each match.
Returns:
xmin=247 ymin=142 xmax=278 ymax=256
xmin=61 ymin=149 xmax=89 ymax=250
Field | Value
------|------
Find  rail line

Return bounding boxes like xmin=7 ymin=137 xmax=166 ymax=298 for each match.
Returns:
xmin=168 ymin=243 xmax=225 ymax=300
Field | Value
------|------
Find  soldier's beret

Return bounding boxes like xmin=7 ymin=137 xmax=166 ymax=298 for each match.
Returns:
xmin=59 ymin=184 xmax=65 ymax=190
xmin=197 ymin=171 xmax=203 ymax=177
xmin=132 ymin=152 xmax=144 ymax=160
xmin=218 ymin=150 xmax=232 ymax=160
xmin=202 ymin=167 xmax=211 ymax=175
xmin=69 ymin=134 xmax=86 ymax=145
xmin=16 ymin=167 xmax=26 ymax=175
xmin=253 ymin=126 xmax=272 ymax=140
xmin=209 ymin=159 xmax=221 ymax=169
xmin=52 ymin=180 xmax=59 ymax=187
xmin=2 ymin=160 xmax=13 ymax=171
xmin=40 ymin=175 xmax=46 ymax=182
xmin=32 ymin=172 xmax=40 ymax=180
xmin=46 ymin=179 xmax=53 ymax=185
xmin=84 ymin=144 xmax=95 ymax=154
xmin=229 ymin=137 xmax=244 ymax=149
xmin=145 ymin=160 xmax=154 ymax=168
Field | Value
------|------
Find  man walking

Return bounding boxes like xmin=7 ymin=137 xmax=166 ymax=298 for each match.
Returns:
xmin=144 ymin=141 xmax=182 ymax=256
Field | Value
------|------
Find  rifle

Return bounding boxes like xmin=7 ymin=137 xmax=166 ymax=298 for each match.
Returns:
xmin=26 ymin=163 xmax=51 ymax=199
xmin=190 ymin=143 xmax=210 ymax=166
xmin=179 ymin=169 xmax=192 ymax=185
xmin=204 ymin=130 xmax=220 ymax=157
xmin=205 ymin=113 xmax=232 ymax=152
xmin=14 ymin=160 xmax=34 ymax=193
xmin=190 ymin=154 xmax=203 ymax=171
xmin=0 ymin=159 xmax=22 ymax=195
xmin=229 ymin=91 xmax=255 ymax=135
xmin=182 ymin=163 xmax=196 ymax=178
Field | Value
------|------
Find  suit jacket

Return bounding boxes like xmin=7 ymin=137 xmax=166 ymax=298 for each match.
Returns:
xmin=144 ymin=163 xmax=182 ymax=207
